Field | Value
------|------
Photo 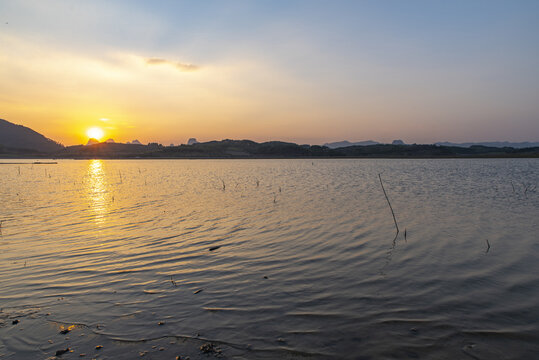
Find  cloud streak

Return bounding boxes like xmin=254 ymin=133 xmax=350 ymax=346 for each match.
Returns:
xmin=146 ymin=58 xmax=199 ymax=72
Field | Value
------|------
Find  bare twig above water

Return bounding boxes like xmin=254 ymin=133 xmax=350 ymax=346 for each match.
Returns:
xmin=378 ymin=173 xmax=399 ymax=234
xmin=485 ymin=239 xmax=491 ymax=253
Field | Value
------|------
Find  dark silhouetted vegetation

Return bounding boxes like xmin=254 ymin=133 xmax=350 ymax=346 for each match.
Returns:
xmin=1 ymin=118 xmax=538 ymax=159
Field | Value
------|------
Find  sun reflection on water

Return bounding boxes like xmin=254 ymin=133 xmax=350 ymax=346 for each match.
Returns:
xmin=87 ymin=159 xmax=109 ymax=223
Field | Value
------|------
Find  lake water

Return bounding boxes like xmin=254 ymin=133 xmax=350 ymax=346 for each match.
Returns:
xmin=0 ymin=159 xmax=538 ymax=359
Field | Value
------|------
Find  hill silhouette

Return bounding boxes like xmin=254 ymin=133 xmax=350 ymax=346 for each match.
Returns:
xmin=149 ymin=141 xmax=539 ymax=158
xmin=0 ymin=119 xmax=537 ymax=158
xmin=0 ymin=119 xmax=63 ymax=153
xmin=323 ymin=140 xmax=379 ymax=148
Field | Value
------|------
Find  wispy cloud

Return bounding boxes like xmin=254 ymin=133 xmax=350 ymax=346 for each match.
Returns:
xmin=146 ymin=58 xmax=199 ymax=72
xmin=146 ymin=58 xmax=167 ymax=65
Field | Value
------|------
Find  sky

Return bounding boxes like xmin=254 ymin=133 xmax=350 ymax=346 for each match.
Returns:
xmin=1 ymin=0 xmax=538 ymax=146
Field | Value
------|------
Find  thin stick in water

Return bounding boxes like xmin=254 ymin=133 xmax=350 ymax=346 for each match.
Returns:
xmin=378 ymin=173 xmax=399 ymax=234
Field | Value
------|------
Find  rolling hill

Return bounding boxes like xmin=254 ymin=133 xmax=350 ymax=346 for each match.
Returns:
xmin=0 ymin=118 xmax=64 ymax=153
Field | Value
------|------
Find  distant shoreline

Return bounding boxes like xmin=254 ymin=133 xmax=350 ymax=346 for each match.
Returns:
xmin=1 ymin=155 xmax=538 ymax=160
xmin=2 ymin=139 xmax=539 ymax=159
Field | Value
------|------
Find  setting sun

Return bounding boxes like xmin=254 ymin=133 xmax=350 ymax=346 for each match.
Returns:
xmin=87 ymin=127 xmax=105 ymax=141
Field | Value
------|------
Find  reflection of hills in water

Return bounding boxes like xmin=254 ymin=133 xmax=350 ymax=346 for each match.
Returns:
xmin=0 ymin=159 xmax=538 ymax=359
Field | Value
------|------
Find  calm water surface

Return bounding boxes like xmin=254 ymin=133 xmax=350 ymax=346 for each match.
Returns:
xmin=0 ymin=159 xmax=538 ymax=359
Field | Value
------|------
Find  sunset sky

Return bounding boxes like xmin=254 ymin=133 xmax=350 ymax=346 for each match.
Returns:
xmin=1 ymin=0 xmax=538 ymax=146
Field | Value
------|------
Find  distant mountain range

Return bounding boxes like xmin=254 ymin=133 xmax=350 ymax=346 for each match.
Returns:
xmin=434 ymin=141 xmax=539 ymax=149
xmin=325 ymin=140 xmax=539 ymax=149
xmin=0 ymin=118 xmax=63 ymax=153
xmin=1 ymin=118 xmax=538 ymax=158
xmin=51 ymin=139 xmax=538 ymax=159
xmin=323 ymin=140 xmax=380 ymax=148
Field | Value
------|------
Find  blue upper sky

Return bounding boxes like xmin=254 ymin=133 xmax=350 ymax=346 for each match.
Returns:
xmin=1 ymin=0 xmax=538 ymax=144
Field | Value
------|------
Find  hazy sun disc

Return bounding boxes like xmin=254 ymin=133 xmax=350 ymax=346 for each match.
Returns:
xmin=87 ymin=127 xmax=104 ymax=141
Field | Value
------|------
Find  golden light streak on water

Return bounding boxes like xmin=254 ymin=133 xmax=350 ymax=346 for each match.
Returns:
xmin=87 ymin=160 xmax=109 ymax=224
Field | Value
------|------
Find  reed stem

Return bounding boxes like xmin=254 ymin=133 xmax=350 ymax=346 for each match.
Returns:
xmin=378 ymin=173 xmax=399 ymax=234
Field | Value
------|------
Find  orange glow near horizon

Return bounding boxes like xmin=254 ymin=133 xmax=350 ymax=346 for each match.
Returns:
xmin=87 ymin=127 xmax=105 ymax=141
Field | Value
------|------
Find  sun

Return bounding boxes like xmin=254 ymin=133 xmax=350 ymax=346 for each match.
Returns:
xmin=87 ymin=127 xmax=104 ymax=141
